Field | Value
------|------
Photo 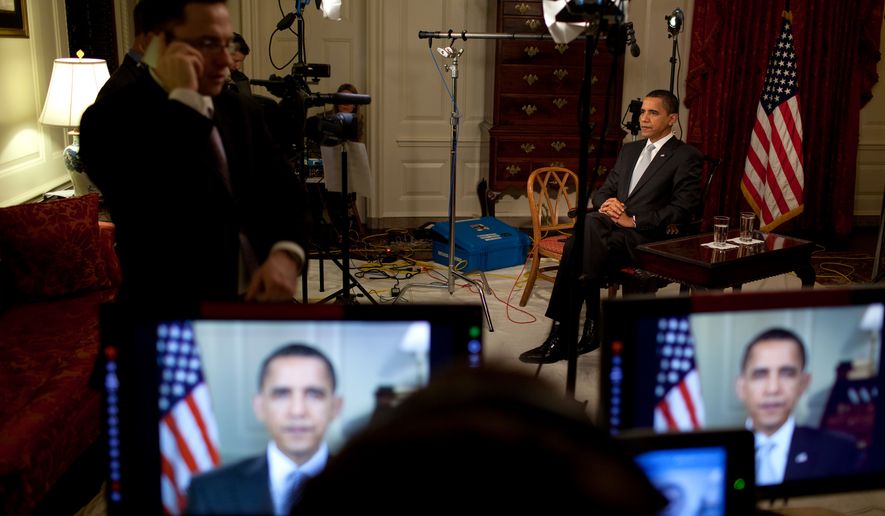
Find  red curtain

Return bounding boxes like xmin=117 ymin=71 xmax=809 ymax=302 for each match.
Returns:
xmin=684 ymin=0 xmax=884 ymax=237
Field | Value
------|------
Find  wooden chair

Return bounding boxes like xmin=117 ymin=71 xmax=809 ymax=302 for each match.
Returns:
xmin=519 ymin=167 xmax=579 ymax=307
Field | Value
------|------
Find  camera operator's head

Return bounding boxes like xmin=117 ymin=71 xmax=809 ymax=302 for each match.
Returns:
xmin=231 ymin=32 xmax=250 ymax=71
xmin=335 ymin=83 xmax=359 ymax=115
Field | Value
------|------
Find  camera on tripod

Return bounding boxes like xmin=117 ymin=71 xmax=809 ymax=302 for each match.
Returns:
xmin=305 ymin=112 xmax=358 ymax=146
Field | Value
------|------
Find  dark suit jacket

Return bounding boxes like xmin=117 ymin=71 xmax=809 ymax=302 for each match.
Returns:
xmin=97 ymin=52 xmax=147 ymax=101
xmin=79 ymin=75 xmax=311 ymax=307
xmin=185 ymin=455 xmax=273 ymax=515
xmin=784 ymin=426 xmax=861 ymax=482
xmin=585 ymin=136 xmax=702 ymax=266
xmin=593 ymin=137 xmax=702 ymax=239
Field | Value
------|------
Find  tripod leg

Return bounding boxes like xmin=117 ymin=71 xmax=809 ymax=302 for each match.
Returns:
xmin=452 ymin=270 xmax=495 ymax=332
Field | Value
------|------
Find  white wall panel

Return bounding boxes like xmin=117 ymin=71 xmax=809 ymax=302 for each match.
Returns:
xmin=0 ymin=0 xmax=70 ymax=206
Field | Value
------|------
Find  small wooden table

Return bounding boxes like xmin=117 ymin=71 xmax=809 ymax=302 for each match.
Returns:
xmin=635 ymin=231 xmax=817 ymax=291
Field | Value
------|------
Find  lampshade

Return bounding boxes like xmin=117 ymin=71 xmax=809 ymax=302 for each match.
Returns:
xmin=39 ymin=54 xmax=109 ymax=128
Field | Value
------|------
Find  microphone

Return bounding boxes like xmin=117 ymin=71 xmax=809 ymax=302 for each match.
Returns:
xmin=625 ymin=22 xmax=640 ymax=57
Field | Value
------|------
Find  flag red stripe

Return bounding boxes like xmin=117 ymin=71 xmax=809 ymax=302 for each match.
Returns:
xmin=162 ymin=412 xmax=199 ymax=473
xmin=657 ymin=401 xmax=678 ymax=430
xmin=753 ymin=117 xmax=771 ymax=151
xmin=160 ymin=454 xmax=187 ymax=514
xmin=771 ymin=106 xmax=802 ymax=200
xmin=677 ymin=381 xmax=701 ymax=428
xmin=779 ymin=101 xmax=804 ymax=200
xmin=744 ymin=142 xmax=766 ymax=206
xmin=766 ymin=112 xmax=794 ymax=214
xmin=185 ymin=395 xmax=220 ymax=465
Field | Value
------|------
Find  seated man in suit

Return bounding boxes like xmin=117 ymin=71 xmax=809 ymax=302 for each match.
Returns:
xmin=520 ymin=89 xmax=702 ymax=364
xmin=736 ymin=328 xmax=861 ymax=485
xmin=186 ymin=344 xmax=343 ymax=515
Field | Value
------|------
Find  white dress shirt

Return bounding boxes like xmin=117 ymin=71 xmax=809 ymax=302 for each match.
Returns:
xmin=627 ymin=132 xmax=674 ymax=195
xmin=267 ymin=441 xmax=329 ymax=515
xmin=748 ymin=416 xmax=795 ymax=486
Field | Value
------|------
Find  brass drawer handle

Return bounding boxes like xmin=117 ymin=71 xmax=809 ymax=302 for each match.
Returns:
xmin=555 ymin=43 xmax=569 ymax=54
xmin=553 ymin=68 xmax=568 ymax=81
xmin=549 ymin=161 xmax=565 ymax=168
xmin=521 ymin=143 xmax=535 ymax=154
xmin=552 ymin=98 xmax=568 ymax=109
xmin=515 ymin=2 xmax=530 ymax=14
xmin=525 ymin=19 xmax=541 ymax=30
xmin=523 ymin=73 xmax=538 ymax=86
xmin=590 ymin=106 xmax=597 ymax=115
xmin=524 ymin=46 xmax=539 ymax=57
xmin=522 ymin=105 xmax=537 ymax=116
xmin=591 ymin=75 xmax=598 ymax=85
xmin=551 ymin=141 xmax=566 ymax=152
xmin=506 ymin=165 xmax=522 ymax=176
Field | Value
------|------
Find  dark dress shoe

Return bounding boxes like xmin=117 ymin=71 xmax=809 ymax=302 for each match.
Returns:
xmin=577 ymin=319 xmax=600 ymax=354
xmin=519 ymin=324 xmax=564 ymax=364
xmin=519 ymin=320 xmax=599 ymax=364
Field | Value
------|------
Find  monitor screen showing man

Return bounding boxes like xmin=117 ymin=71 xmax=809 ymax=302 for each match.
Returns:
xmin=186 ymin=344 xmax=342 ymax=515
xmin=736 ymin=328 xmax=861 ymax=486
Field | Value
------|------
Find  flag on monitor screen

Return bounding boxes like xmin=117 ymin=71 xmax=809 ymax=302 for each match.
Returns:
xmin=156 ymin=321 xmax=221 ymax=515
xmin=653 ymin=316 xmax=706 ymax=431
xmin=742 ymin=7 xmax=804 ymax=232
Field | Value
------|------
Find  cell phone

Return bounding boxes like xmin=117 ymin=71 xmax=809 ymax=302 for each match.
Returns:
xmin=140 ymin=34 xmax=163 ymax=69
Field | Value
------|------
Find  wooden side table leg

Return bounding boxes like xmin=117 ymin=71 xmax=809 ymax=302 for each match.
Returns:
xmin=796 ymin=262 xmax=816 ymax=287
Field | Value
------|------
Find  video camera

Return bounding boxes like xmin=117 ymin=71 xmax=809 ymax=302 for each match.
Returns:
xmin=305 ymin=112 xmax=358 ymax=146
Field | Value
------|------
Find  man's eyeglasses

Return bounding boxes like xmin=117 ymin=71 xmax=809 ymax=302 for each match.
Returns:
xmin=171 ymin=36 xmax=238 ymax=56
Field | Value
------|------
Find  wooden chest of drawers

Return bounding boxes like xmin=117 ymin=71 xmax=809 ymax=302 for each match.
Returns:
xmin=488 ymin=0 xmax=625 ymax=194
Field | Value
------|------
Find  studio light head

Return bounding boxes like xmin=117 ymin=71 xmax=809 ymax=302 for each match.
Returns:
xmin=436 ymin=46 xmax=463 ymax=59
xmin=666 ymin=8 xmax=684 ymax=36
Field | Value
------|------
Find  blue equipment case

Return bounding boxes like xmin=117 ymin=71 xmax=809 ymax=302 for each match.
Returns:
xmin=431 ymin=216 xmax=531 ymax=272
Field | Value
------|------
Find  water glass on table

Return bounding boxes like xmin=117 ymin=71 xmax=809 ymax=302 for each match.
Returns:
xmin=740 ymin=212 xmax=755 ymax=243
xmin=713 ymin=216 xmax=729 ymax=248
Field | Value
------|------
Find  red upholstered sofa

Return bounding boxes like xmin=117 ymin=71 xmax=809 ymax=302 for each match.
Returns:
xmin=0 ymin=194 xmax=120 ymax=514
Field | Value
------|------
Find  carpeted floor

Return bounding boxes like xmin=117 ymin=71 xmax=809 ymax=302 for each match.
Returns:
xmin=347 ymin=224 xmax=885 ymax=287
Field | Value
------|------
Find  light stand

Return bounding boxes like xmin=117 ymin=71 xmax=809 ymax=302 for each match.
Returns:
xmin=392 ymin=41 xmax=495 ymax=332
xmin=666 ymin=8 xmax=684 ymax=93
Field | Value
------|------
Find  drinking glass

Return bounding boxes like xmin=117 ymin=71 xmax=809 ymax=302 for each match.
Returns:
xmin=713 ymin=216 xmax=729 ymax=247
xmin=740 ymin=212 xmax=755 ymax=243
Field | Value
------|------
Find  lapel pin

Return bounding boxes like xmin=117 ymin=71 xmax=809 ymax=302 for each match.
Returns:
xmin=794 ymin=452 xmax=808 ymax=464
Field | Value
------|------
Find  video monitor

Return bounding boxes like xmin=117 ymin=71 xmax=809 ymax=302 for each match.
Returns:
xmin=601 ymin=286 xmax=885 ymax=500
xmin=616 ymin=429 xmax=756 ymax=516
xmin=100 ymin=302 xmax=484 ymax=514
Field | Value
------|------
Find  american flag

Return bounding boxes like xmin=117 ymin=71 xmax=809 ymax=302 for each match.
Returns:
xmin=156 ymin=321 xmax=221 ymax=515
xmin=653 ymin=317 xmax=706 ymax=431
xmin=742 ymin=7 xmax=804 ymax=232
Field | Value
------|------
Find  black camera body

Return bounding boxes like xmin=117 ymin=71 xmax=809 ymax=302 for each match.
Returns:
xmin=305 ymin=112 xmax=359 ymax=146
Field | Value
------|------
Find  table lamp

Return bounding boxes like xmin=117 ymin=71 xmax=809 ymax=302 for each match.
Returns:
xmin=39 ymin=50 xmax=110 ymax=196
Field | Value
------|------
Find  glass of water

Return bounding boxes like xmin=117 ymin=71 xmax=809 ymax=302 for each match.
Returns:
xmin=713 ymin=216 xmax=729 ymax=248
xmin=740 ymin=212 xmax=755 ymax=243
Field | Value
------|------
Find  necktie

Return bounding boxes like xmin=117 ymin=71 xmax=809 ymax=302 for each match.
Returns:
xmin=206 ymin=108 xmax=259 ymax=277
xmin=756 ymin=442 xmax=778 ymax=486
xmin=628 ymin=144 xmax=656 ymax=195
xmin=283 ymin=471 xmax=307 ymax=514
